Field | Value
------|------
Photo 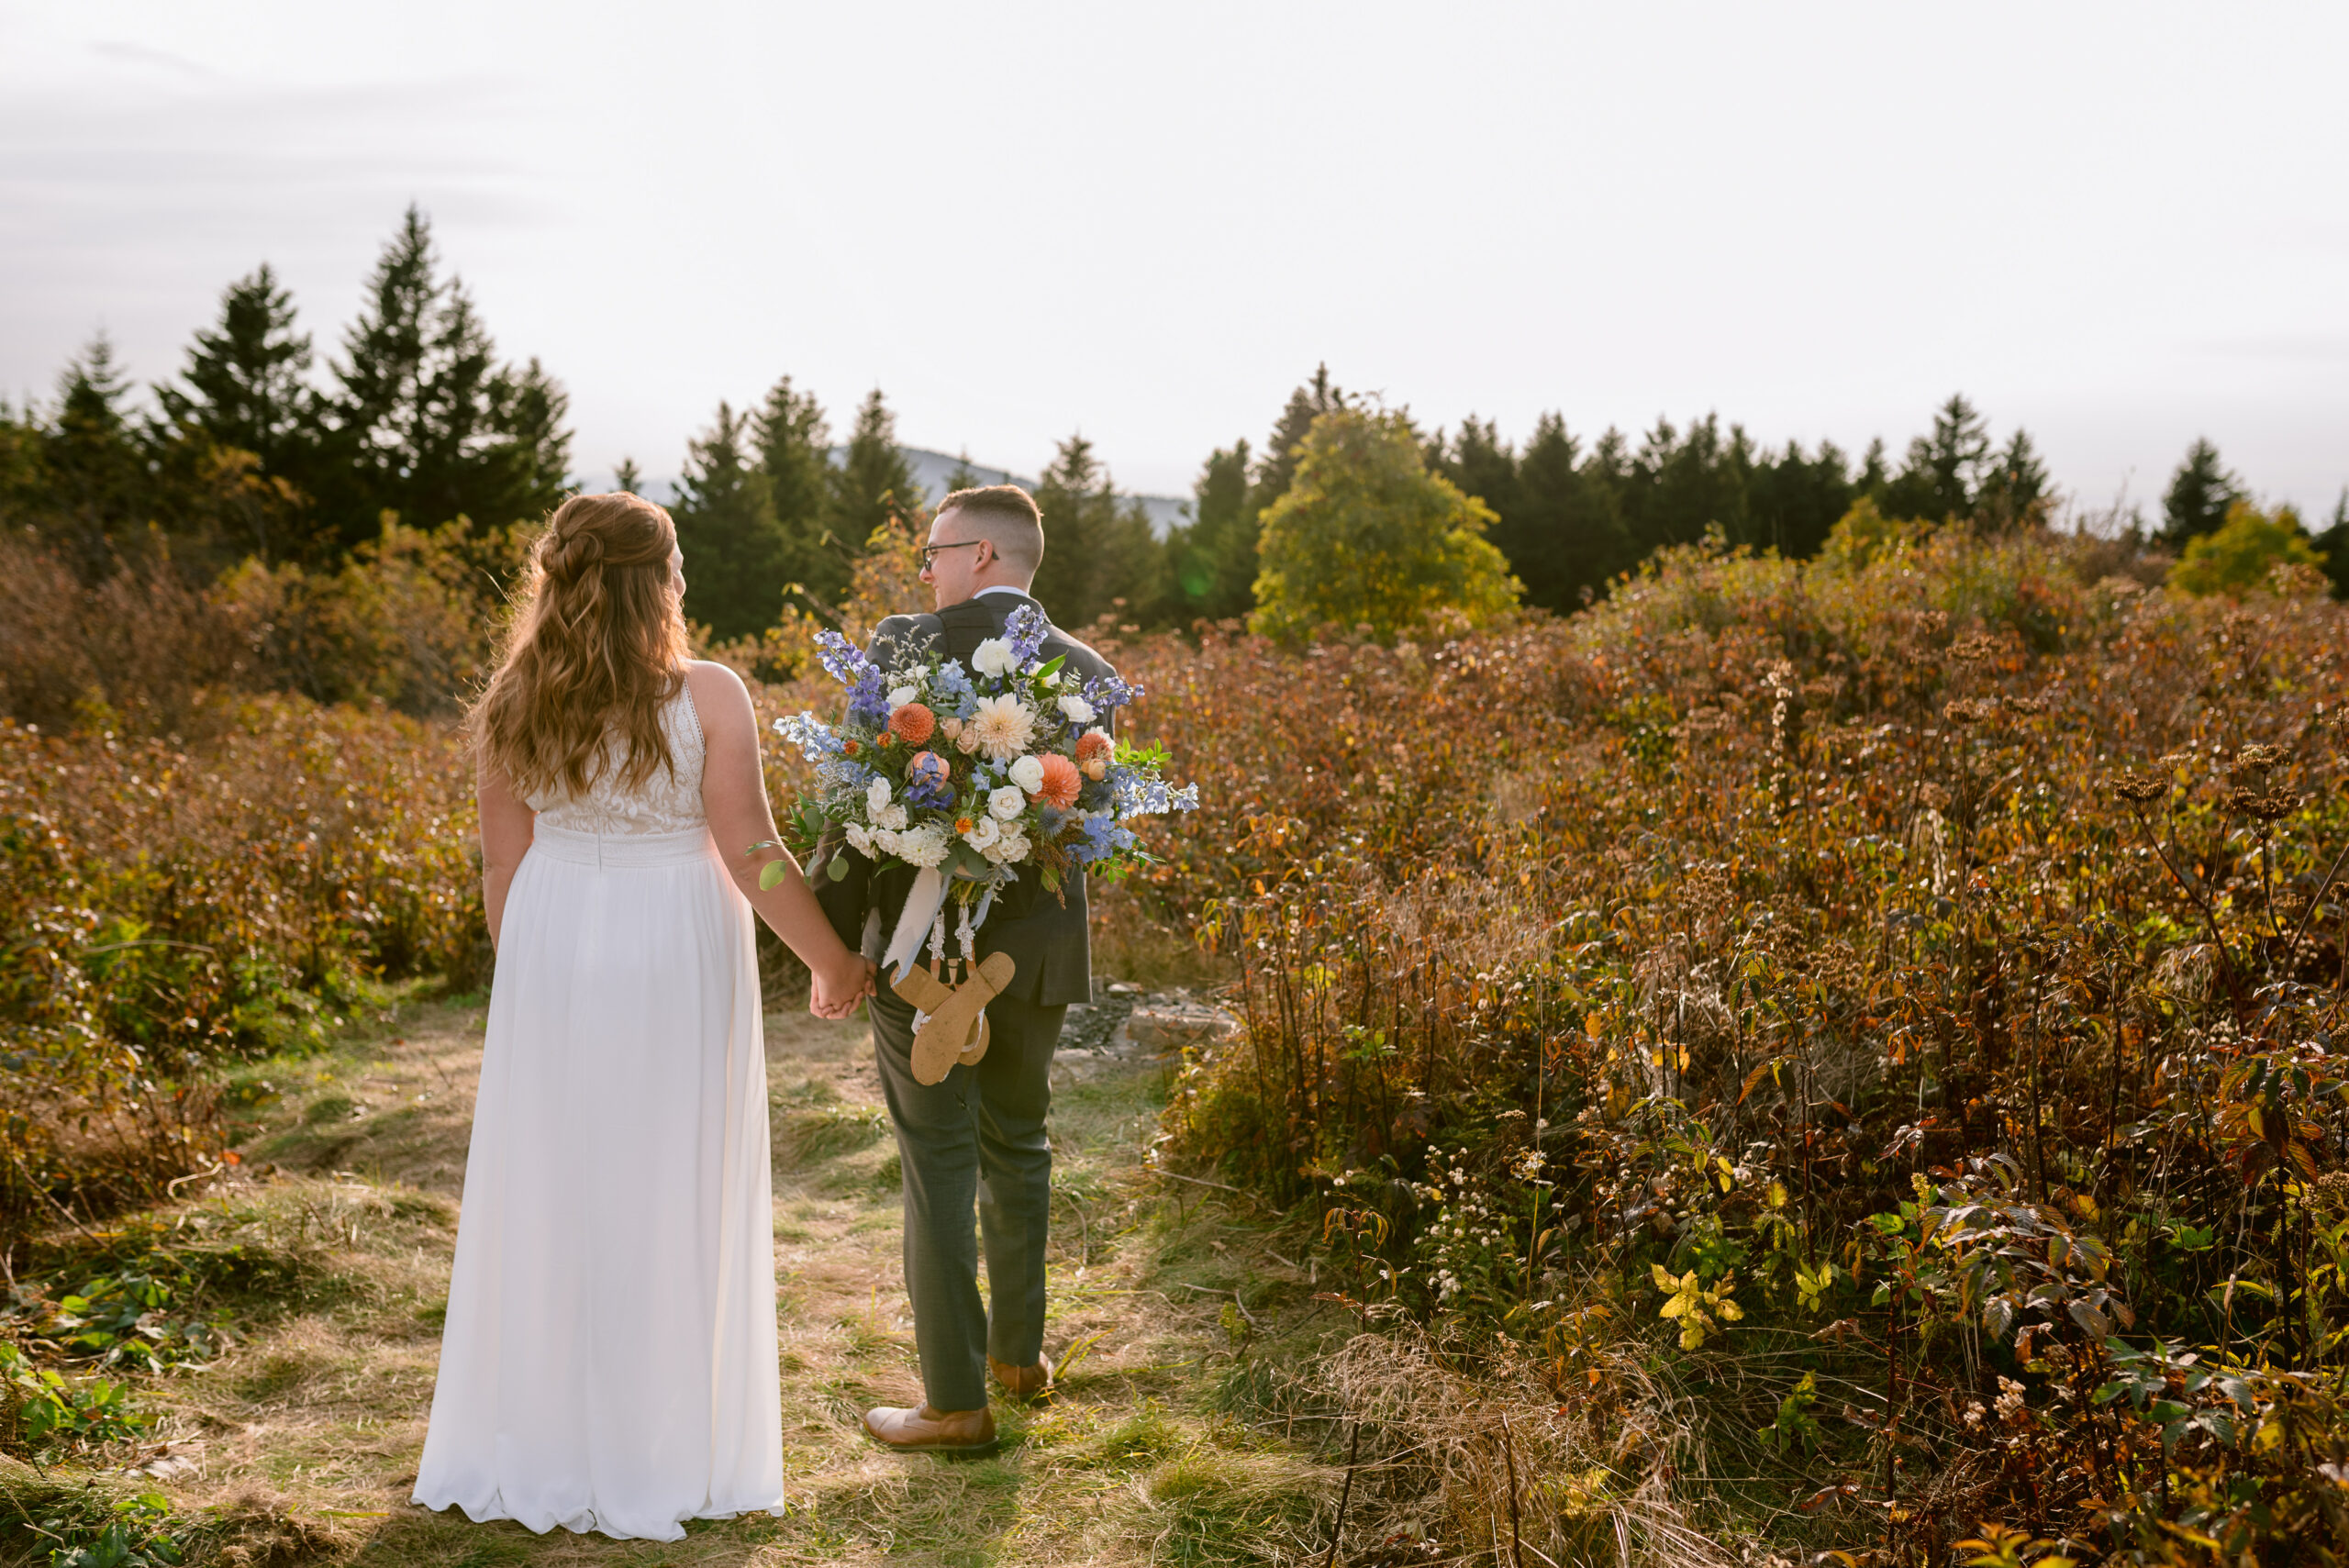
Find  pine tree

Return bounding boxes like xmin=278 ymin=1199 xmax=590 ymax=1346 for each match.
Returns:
xmin=1976 ymin=428 xmax=2051 ymax=528
xmin=2314 ymin=489 xmax=2349 ymax=599
xmin=1030 ymin=433 xmax=1162 ymax=628
xmin=672 ymin=400 xmax=790 ymax=639
xmin=2161 ymin=439 xmax=2243 ymax=545
xmin=1745 ymin=439 xmax=1855 ymax=561
xmin=1172 ymin=439 xmax=1255 ymax=622
xmin=1884 ymin=395 xmax=1990 ymax=522
xmin=944 ymin=450 xmax=983 ymax=493
xmin=1624 ymin=415 xmax=1751 ymax=554
xmin=1251 ymin=364 xmax=1347 ymax=514
xmin=751 ymin=375 xmax=841 ymax=606
xmin=322 ymin=206 xmax=573 ymax=550
xmin=614 ymin=457 xmax=643 ymax=495
xmin=156 ymin=263 xmax=316 ymax=482
xmin=829 ymin=388 xmax=919 ymax=550
xmin=1511 ymin=413 xmax=1634 ymax=610
xmin=43 ymin=335 xmax=150 ymax=573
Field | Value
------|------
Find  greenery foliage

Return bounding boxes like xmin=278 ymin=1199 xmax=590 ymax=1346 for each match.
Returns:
xmin=2169 ymin=499 xmax=2324 ymax=598
xmin=1250 ymin=407 xmax=1520 ymax=643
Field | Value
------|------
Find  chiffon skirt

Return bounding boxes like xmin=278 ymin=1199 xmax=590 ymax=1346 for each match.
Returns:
xmin=413 ymin=823 xmax=785 ymax=1540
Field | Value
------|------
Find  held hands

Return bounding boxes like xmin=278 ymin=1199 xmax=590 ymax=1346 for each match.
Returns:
xmin=810 ymin=951 xmax=876 ymax=1020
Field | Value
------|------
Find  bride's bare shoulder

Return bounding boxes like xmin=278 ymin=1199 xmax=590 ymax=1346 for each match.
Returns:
xmin=683 ymin=661 xmax=755 ymax=733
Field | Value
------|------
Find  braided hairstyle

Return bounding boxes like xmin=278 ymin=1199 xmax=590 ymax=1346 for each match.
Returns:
xmin=471 ymin=492 xmax=691 ymax=800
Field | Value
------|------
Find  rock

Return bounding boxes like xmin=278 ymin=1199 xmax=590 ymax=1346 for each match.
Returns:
xmin=1119 ymin=1003 xmax=1241 ymax=1055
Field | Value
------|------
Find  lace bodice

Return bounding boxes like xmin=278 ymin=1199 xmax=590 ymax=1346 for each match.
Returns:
xmin=527 ymin=684 xmax=707 ymax=835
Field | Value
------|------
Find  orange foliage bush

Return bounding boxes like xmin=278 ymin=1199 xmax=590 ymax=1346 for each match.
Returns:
xmin=1127 ymin=533 xmax=2349 ymax=1563
xmin=1 ymin=696 xmax=479 ymax=1249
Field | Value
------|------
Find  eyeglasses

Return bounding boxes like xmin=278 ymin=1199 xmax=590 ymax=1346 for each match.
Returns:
xmin=918 ymin=540 xmax=985 ymax=569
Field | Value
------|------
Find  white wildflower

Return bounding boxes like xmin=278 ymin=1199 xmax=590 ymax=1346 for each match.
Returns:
xmin=896 ymin=823 xmax=951 ymax=869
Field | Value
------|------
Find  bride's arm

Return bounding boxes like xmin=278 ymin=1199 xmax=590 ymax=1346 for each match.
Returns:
xmin=477 ymin=757 xmax=535 ymax=952
xmin=691 ymin=662 xmax=874 ymax=1015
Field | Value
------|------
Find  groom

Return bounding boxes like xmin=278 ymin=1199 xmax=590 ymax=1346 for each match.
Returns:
xmin=816 ymin=484 xmax=1118 ymax=1453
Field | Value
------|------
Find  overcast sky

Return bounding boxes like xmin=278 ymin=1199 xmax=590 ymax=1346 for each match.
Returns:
xmin=5 ymin=1 xmax=2345 ymax=518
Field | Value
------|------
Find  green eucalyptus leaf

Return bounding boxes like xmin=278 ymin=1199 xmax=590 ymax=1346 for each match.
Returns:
xmin=759 ymin=861 xmax=790 ymax=892
xmin=828 ymin=856 xmax=849 ymax=882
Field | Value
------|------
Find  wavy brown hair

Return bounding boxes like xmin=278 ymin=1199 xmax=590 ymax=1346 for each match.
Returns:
xmin=471 ymin=492 xmax=690 ymax=799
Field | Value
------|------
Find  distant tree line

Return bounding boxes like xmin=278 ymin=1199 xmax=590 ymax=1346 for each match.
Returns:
xmin=6 ymin=206 xmax=2345 ymax=664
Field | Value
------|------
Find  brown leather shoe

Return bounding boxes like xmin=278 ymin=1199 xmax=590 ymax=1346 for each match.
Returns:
xmin=989 ymin=1352 xmax=1053 ymax=1401
xmin=863 ymin=1403 xmax=997 ymax=1455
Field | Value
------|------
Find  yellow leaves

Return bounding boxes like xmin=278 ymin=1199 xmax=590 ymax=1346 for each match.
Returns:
xmin=1954 ymin=1523 xmax=2076 ymax=1568
xmin=1651 ymin=1264 xmax=1743 ymax=1351
xmin=1766 ymin=1179 xmax=1789 ymax=1209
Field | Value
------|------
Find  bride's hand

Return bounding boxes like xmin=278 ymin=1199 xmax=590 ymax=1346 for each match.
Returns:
xmin=810 ymin=951 xmax=873 ymax=1019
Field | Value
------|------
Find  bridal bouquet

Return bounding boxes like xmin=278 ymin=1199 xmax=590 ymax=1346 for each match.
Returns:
xmin=769 ymin=606 xmax=1195 ymax=973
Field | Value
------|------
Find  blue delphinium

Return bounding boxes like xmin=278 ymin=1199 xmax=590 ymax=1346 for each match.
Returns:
xmin=1082 ymin=673 xmax=1143 ymax=716
xmin=930 ymin=658 xmax=978 ymax=718
xmin=847 ymin=669 xmax=890 ymax=727
xmin=1109 ymin=767 xmax=1198 ymax=818
xmin=773 ymin=712 xmax=842 ymax=762
xmin=1006 ymin=604 xmax=1051 ymax=668
xmin=815 ymin=629 xmax=871 ymax=684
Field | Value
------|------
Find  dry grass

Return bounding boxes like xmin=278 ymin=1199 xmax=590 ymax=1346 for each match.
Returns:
xmin=4 ymin=994 xmax=1354 ymax=1567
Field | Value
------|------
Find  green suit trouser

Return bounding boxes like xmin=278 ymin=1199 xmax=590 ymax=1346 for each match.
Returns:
xmin=869 ymin=984 xmax=1064 ymax=1413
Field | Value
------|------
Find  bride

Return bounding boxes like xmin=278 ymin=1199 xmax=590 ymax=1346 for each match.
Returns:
xmin=412 ymin=491 xmax=873 ymax=1540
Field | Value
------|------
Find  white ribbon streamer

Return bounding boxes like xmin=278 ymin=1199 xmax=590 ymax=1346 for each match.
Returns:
xmin=882 ymin=866 xmax=950 ymax=983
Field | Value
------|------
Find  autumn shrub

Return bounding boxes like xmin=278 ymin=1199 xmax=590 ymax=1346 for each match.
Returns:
xmin=0 ymin=696 xmax=479 ymax=1254
xmin=1142 ymin=528 xmax=2349 ymax=1564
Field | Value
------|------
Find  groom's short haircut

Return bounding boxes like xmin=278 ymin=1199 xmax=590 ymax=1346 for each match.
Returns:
xmin=940 ymin=484 xmax=1044 ymax=579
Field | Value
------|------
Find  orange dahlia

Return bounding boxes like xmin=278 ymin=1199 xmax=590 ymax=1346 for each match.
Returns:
xmin=1074 ymin=729 xmax=1113 ymax=764
xmin=890 ymin=703 xmax=935 ymax=745
xmin=1036 ymin=752 xmax=1082 ymax=809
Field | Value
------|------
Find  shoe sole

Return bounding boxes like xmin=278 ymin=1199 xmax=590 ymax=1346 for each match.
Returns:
xmin=865 ymin=1430 xmax=1000 ymax=1458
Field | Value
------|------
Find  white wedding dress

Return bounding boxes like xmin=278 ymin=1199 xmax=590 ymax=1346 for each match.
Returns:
xmin=413 ymin=683 xmax=785 ymax=1540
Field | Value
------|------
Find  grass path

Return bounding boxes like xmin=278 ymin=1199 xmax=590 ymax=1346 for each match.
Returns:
xmin=4 ymin=994 xmax=1341 ymax=1567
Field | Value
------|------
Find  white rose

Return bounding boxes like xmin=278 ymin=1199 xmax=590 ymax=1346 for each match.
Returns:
xmin=987 ymin=784 xmax=1027 ymax=821
xmin=962 ymin=815 xmax=1001 ymax=850
xmin=1007 ymin=755 xmax=1046 ymax=794
xmin=995 ymin=831 xmax=1030 ymax=864
xmin=844 ymin=823 xmax=873 ymax=856
xmin=874 ymin=803 xmax=908 ymax=831
xmin=971 ymin=638 xmax=1015 ymax=678
xmin=1057 ymin=694 xmax=1096 ymax=724
xmin=887 ymin=684 xmax=918 ymax=709
xmin=1045 ymin=670 xmax=1063 ymax=687
xmin=865 ymin=778 xmax=892 ymax=817
xmin=897 ymin=823 xmax=951 ymax=868
xmin=871 ymin=828 xmax=901 ymax=856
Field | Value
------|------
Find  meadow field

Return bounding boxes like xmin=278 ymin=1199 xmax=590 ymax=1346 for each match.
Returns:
xmin=5 ymin=521 xmax=2348 ymax=1567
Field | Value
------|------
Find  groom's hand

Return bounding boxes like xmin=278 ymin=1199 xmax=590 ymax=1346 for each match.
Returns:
xmin=810 ymin=952 xmax=875 ymax=1019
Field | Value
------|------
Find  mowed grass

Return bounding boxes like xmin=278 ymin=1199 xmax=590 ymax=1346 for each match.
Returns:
xmin=4 ymin=994 xmax=1345 ymax=1567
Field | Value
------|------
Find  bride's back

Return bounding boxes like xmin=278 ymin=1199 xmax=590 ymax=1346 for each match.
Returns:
xmin=473 ymin=492 xmax=703 ymax=837
xmin=527 ymin=685 xmax=707 ymax=836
